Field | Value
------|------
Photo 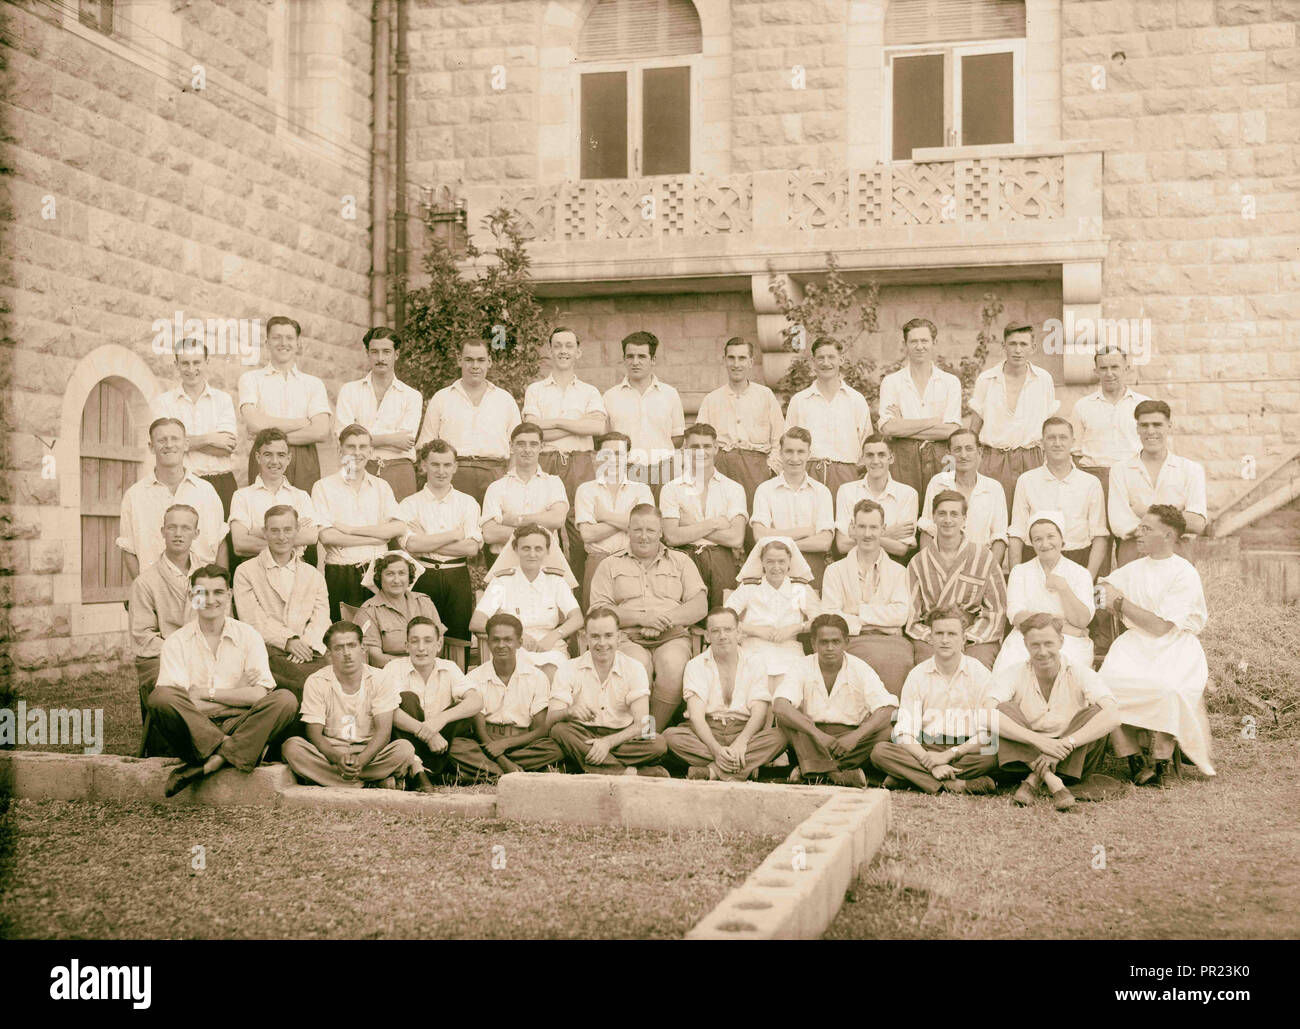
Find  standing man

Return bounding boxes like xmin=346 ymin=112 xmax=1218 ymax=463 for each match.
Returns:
xmin=1009 ymin=417 xmax=1108 ymax=577
xmin=696 ymin=337 xmax=784 ymax=518
xmin=146 ymin=565 xmax=297 ymax=798
xmin=834 ymin=434 xmax=919 ymax=562
xmin=238 ymin=315 xmax=331 ymax=493
xmin=232 ymin=505 xmax=330 ymax=699
xmin=574 ymin=432 xmax=654 ymax=606
xmin=118 ymin=418 xmax=227 ymax=579
xmin=480 ymin=422 xmax=569 ymax=560
xmin=784 ymin=338 xmax=872 ymax=500
xmin=751 ymin=428 xmax=835 ymax=590
xmin=772 ymin=614 xmax=898 ymax=788
xmin=969 ymin=322 xmax=1059 ymax=518
xmin=876 ymin=318 xmax=962 ymax=499
xmin=1069 ymin=345 xmax=1149 ymax=510
xmin=660 ymin=422 xmax=747 ymax=609
xmin=417 ymin=339 xmax=521 ymax=506
xmin=602 ymin=331 xmax=685 ymax=503
xmin=228 ymin=428 xmax=319 ymax=568
xmin=282 ymin=621 xmax=418 ymax=789
xmin=589 ymin=504 xmax=708 ymax=734
xmin=820 ymin=499 xmax=914 ymax=698
xmin=152 ymin=337 xmax=239 ymax=563
xmin=334 ymin=327 xmax=422 ymax=502
xmin=917 ymin=428 xmax=1008 ymax=567
xmin=1108 ymin=400 xmax=1207 ymax=567
xmin=523 ymin=327 xmax=606 ymax=585
xmin=311 ymin=424 xmax=406 ymax=621
xmin=399 ymin=440 xmax=483 ymax=643
xmin=546 ymin=606 xmax=671 ymax=776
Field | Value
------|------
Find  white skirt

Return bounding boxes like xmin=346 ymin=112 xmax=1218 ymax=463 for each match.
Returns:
xmin=739 ymin=638 xmax=805 ymax=678
xmin=993 ymin=629 xmax=1094 ymax=676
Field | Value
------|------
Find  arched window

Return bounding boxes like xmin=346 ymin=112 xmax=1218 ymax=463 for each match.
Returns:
xmin=80 ymin=379 xmax=146 ymax=604
xmin=577 ymin=0 xmax=703 ymax=178
xmin=884 ymin=0 xmax=1026 ymax=159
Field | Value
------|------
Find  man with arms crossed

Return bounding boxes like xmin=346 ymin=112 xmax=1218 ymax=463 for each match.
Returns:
xmin=334 ymin=327 xmax=422 ymax=501
xmin=834 ymin=433 xmax=919 ymax=563
xmin=751 ymin=427 xmax=835 ymax=590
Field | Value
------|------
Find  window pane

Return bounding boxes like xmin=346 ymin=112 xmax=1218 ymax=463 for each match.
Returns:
xmin=642 ymin=66 xmax=690 ymax=175
xmin=961 ymin=51 xmax=1014 ymax=145
xmin=581 ymin=72 xmax=628 ymax=179
xmin=892 ymin=54 xmax=945 ymax=160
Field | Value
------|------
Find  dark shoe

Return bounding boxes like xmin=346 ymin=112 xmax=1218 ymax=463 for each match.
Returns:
xmin=411 ymin=771 xmax=440 ymax=794
xmin=881 ymin=775 xmax=905 ymax=790
xmin=954 ymin=775 xmax=996 ymax=796
xmin=829 ymin=769 xmax=868 ymax=788
xmin=1012 ymin=781 xmax=1039 ymax=806
xmin=1129 ymin=754 xmax=1157 ymax=785
xmin=636 ymin=765 xmax=670 ymax=778
xmin=164 ymin=763 xmax=205 ymax=798
xmin=1050 ymin=787 xmax=1076 ymax=811
xmin=686 ymin=766 xmax=711 ymax=780
xmin=1148 ymin=760 xmax=1168 ymax=787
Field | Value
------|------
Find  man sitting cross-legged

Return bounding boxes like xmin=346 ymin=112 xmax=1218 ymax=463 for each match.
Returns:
xmin=148 ymin=565 xmax=298 ymax=798
xmin=772 ymin=614 xmax=898 ymax=788
xmin=546 ymin=606 xmax=671 ymax=776
xmin=282 ymin=621 xmax=419 ymax=789
xmin=450 ymin=613 xmax=566 ymax=779
xmin=663 ymin=606 xmax=790 ymax=782
xmin=984 ymin=613 xmax=1120 ymax=811
xmin=384 ymin=615 xmax=482 ymax=791
xmin=870 ymin=607 xmax=997 ymax=796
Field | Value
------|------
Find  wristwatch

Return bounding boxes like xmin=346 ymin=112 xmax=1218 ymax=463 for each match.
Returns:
xmin=207 ymin=684 xmax=216 ymax=700
xmin=1067 ymin=735 xmax=1077 ymax=750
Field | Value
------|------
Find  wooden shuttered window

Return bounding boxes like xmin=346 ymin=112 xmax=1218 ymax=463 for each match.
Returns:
xmin=885 ymin=0 xmax=1026 ymax=46
xmin=577 ymin=0 xmax=702 ymax=62
xmin=81 ymin=380 xmax=144 ymax=604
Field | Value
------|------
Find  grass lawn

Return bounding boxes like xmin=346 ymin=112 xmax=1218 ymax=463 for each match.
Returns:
xmin=0 ymin=803 xmax=778 ymax=939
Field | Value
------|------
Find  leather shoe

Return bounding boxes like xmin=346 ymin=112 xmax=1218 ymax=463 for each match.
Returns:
xmin=164 ymin=763 xmax=205 ymax=798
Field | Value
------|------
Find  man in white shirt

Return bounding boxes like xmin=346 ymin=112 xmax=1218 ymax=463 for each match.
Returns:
xmin=696 ymin=337 xmax=784 ymax=524
xmin=481 ymin=422 xmax=569 ymax=559
xmin=820 ymin=500 xmax=914 ymax=698
xmin=663 ymin=607 xmax=790 ymax=781
xmin=546 ymin=607 xmax=671 ymax=776
xmin=451 ymin=613 xmax=566 ymax=777
xmin=152 ymin=337 xmax=239 ymax=563
xmin=660 ymin=422 xmax=747 ymax=609
xmin=834 ymin=433 xmax=919 ymax=562
xmin=282 ymin=621 xmax=419 ymax=788
xmin=876 ymin=318 xmax=963 ymax=499
xmin=146 ymin=565 xmax=296 ymax=798
xmin=772 ymin=614 xmax=898 ymax=787
xmin=969 ymin=322 xmax=1059 ymax=519
xmin=238 ymin=315 xmax=332 ymax=493
xmin=523 ymin=327 xmax=607 ymax=585
xmin=311 ymin=424 xmax=406 ymax=621
xmin=118 ymin=418 xmax=227 ymax=579
xmin=751 ymin=427 xmax=835 ymax=590
xmin=574 ymin=432 xmax=655 ymax=606
xmin=870 ymin=607 xmax=997 ymax=795
xmin=784 ymin=338 xmax=873 ymax=499
xmin=917 ymin=427 xmax=1008 ymax=566
xmin=417 ymin=339 xmax=521 ymax=505
xmin=602 ymin=330 xmax=685 ymax=503
xmin=334 ymin=327 xmax=423 ymax=502
xmin=229 ymin=428 xmax=319 ymax=570
xmin=1108 ymin=400 xmax=1207 ymax=567
xmin=1069 ymin=345 xmax=1150 ymax=509
xmin=398 ymin=440 xmax=483 ymax=642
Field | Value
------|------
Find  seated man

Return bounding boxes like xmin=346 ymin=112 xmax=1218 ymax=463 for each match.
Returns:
xmin=232 ymin=505 xmax=329 ymax=699
xmin=660 ymin=422 xmax=747 ymax=609
xmin=820 ymin=499 xmax=914 ymax=697
xmin=574 ymin=431 xmax=654 ymax=606
xmin=751 ymin=427 xmax=835 ymax=590
xmin=384 ymin=615 xmax=482 ymax=790
xmin=663 ymin=606 xmax=790 ymax=781
xmin=131 ymin=503 xmax=200 ymax=752
xmin=282 ymin=621 xmax=419 ymax=789
xmin=1096 ymin=505 xmax=1214 ymax=785
xmin=546 ymin=606 xmax=671 ymax=776
xmin=147 ymin=564 xmax=298 ymax=798
xmin=773 ymin=614 xmax=898 ymax=788
xmin=588 ymin=504 xmax=708 ymax=733
xmin=871 ymin=607 xmax=997 ymax=795
xmin=451 ymin=613 xmax=566 ymax=778
xmin=906 ymin=490 xmax=1007 ymax=669
xmin=228 ymin=428 xmax=319 ymax=569
xmin=985 ymin=613 xmax=1121 ymax=811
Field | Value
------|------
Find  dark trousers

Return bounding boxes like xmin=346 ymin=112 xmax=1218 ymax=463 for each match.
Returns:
xmin=146 ymin=685 xmax=298 ymax=773
xmin=265 ymin=646 xmax=327 ymax=700
xmin=870 ymin=740 xmax=999 ymax=794
xmin=995 ymin=702 xmax=1108 ymax=783
xmin=249 ymin=443 xmax=320 ymax=495
xmin=413 ymin=565 xmax=473 ymax=642
xmin=368 ymin=457 xmax=417 ymax=502
xmin=540 ymin=450 xmax=595 ymax=587
xmin=324 ymin=563 xmax=373 ymax=623
xmin=682 ymin=544 xmax=739 ymax=611
xmin=888 ymin=438 xmax=947 ymax=503
xmin=550 ymin=722 xmax=669 ymax=774
xmin=802 ymin=550 xmax=828 ymax=592
xmin=715 ymin=448 xmax=775 ymax=550
xmin=980 ymin=445 xmax=1043 ymax=519
xmin=394 ymin=691 xmax=473 ymax=780
xmin=788 ymin=719 xmax=893 ymax=776
xmin=450 ymin=459 xmax=507 ymax=508
xmin=135 ymin=657 xmax=172 ymax=758
xmin=807 ymin=459 xmax=859 ymax=502
xmin=201 ymin=471 xmax=238 ymax=568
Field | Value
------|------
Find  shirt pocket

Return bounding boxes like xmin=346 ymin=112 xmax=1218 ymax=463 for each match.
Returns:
xmin=952 ymin=574 xmax=986 ymax=610
xmin=651 ymin=571 xmax=680 ymax=600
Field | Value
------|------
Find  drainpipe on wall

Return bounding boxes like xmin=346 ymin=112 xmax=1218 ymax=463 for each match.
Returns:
xmin=370 ymin=0 xmax=392 ymax=326
xmin=394 ymin=0 xmax=409 ymax=332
